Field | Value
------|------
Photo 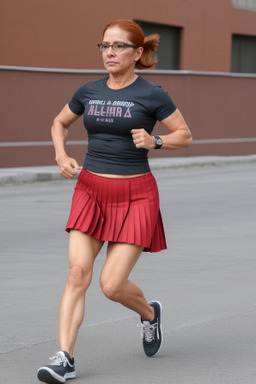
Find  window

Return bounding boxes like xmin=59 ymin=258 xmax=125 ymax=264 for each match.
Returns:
xmin=231 ymin=34 xmax=256 ymax=73
xmin=135 ymin=20 xmax=181 ymax=70
xmin=232 ymin=0 xmax=256 ymax=11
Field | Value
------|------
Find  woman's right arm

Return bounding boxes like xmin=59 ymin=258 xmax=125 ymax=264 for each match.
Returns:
xmin=51 ymin=104 xmax=82 ymax=179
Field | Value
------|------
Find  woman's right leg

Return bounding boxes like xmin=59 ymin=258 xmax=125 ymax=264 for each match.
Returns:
xmin=59 ymin=230 xmax=104 ymax=358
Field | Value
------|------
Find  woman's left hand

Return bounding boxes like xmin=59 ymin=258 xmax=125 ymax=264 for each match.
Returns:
xmin=131 ymin=129 xmax=155 ymax=149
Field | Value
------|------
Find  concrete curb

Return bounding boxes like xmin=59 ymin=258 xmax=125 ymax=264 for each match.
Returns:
xmin=0 ymin=155 xmax=255 ymax=185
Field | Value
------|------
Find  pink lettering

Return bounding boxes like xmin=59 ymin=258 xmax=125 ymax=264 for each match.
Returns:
xmin=88 ymin=105 xmax=94 ymax=115
xmin=106 ymin=107 xmax=116 ymax=117
xmin=94 ymin=105 xmax=100 ymax=116
xmin=88 ymin=105 xmax=132 ymax=118
xmin=123 ymin=107 xmax=132 ymax=118
xmin=116 ymin=107 xmax=122 ymax=117
xmin=100 ymin=106 xmax=106 ymax=116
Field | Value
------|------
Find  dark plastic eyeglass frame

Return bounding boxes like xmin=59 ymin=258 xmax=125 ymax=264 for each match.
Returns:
xmin=97 ymin=42 xmax=138 ymax=52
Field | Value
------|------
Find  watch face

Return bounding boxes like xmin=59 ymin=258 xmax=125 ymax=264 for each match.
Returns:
xmin=154 ymin=136 xmax=163 ymax=148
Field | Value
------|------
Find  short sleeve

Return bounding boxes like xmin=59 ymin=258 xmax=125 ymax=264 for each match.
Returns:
xmin=150 ymin=86 xmax=177 ymax=121
xmin=68 ymin=85 xmax=86 ymax=115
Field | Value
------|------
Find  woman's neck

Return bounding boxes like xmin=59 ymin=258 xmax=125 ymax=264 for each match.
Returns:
xmin=107 ymin=72 xmax=138 ymax=90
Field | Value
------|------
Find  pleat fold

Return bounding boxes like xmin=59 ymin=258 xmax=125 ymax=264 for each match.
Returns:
xmin=65 ymin=188 xmax=104 ymax=238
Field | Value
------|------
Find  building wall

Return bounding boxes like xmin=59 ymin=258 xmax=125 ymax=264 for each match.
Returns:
xmin=1 ymin=68 xmax=255 ymax=168
xmin=2 ymin=0 xmax=256 ymax=72
xmin=1 ymin=0 xmax=256 ymax=168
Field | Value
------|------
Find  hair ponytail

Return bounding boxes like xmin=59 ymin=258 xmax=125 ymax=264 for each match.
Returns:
xmin=136 ymin=34 xmax=159 ymax=70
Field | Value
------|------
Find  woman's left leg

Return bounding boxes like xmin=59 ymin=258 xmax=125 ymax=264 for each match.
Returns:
xmin=100 ymin=242 xmax=154 ymax=322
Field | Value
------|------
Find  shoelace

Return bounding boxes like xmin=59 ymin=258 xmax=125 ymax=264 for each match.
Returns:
xmin=138 ymin=321 xmax=158 ymax=342
xmin=49 ymin=352 xmax=68 ymax=367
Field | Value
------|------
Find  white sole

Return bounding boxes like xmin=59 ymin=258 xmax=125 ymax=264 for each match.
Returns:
xmin=37 ymin=367 xmax=76 ymax=383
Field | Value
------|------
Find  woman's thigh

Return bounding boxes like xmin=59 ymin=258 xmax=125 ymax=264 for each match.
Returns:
xmin=100 ymin=242 xmax=144 ymax=286
xmin=68 ymin=230 xmax=104 ymax=270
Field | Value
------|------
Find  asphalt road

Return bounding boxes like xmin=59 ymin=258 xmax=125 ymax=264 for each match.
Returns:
xmin=1 ymin=163 xmax=256 ymax=384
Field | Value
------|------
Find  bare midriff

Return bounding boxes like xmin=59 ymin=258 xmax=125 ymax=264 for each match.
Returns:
xmin=88 ymin=170 xmax=149 ymax=179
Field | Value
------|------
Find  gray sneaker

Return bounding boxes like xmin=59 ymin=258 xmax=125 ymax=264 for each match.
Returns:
xmin=141 ymin=301 xmax=163 ymax=357
xmin=37 ymin=351 xmax=76 ymax=383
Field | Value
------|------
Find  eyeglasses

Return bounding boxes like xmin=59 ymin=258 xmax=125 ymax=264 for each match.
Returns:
xmin=97 ymin=42 xmax=138 ymax=52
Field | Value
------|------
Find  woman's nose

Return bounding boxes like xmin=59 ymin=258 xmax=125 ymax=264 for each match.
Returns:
xmin=106 ymin=46 xmax=115 ymax=55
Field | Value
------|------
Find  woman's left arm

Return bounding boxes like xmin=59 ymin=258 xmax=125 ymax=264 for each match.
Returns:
xmin=158 ymin=109 xmax=192 ymax=149
xmin=131 ymin=109 xmax=192 ymax=150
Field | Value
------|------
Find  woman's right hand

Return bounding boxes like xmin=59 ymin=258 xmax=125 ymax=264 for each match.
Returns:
xmin=56 ymin=154 xmax=81 ymax=179
xmin=51 ymin=104 xmax=82 ymax=179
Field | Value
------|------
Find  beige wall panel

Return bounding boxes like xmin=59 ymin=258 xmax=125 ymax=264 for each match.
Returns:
xmin=1 ymin=69 xmax=255 ymax=167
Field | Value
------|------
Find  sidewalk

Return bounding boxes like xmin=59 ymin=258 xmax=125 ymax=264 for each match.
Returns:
xmin=0 ymin=155 xmax=255 ymax=185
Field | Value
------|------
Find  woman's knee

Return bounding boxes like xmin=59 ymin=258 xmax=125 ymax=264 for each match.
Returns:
xmin=67 ymin=264 xmax=92 ymax=291
xmin=100 ymin=276 xmax=123 ymax=302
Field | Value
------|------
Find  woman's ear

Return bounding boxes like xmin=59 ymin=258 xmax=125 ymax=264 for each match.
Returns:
xmin=135 ymin=46 xmax=144 ymax=62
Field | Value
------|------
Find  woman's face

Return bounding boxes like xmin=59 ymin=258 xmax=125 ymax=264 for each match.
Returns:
xmin=101 ymin=26 xmax=143 ymax=75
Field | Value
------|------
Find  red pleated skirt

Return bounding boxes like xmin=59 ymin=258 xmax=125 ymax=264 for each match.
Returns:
xmin=65 ymin=169 xmax=167 ymax=252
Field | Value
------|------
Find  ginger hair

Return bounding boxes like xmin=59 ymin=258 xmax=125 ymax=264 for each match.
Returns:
xmin=103 ymin=19 xmax=159 ymax=69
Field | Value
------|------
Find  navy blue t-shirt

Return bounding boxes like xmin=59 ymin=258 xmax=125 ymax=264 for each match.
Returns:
xmin=68 ymin=76 xmax=176 ymax=174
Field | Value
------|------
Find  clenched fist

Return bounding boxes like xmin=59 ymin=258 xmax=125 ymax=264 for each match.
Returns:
xmin=131 ymin=129 xmax=156 ymax=149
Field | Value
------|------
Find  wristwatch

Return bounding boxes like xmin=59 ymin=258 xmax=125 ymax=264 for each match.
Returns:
xmin=153 ymin=135 xmax=163 ymax=149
